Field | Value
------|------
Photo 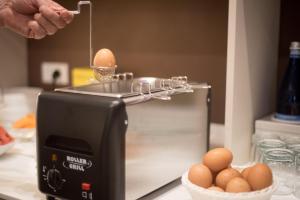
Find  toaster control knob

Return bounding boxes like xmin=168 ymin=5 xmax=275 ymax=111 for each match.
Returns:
xmin=47 ymin=169 xmax=63 ymax=191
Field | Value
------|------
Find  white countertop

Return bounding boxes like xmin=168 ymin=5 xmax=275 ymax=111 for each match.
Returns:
xmin=0 ymin=87 xmax=192 ymax=200
xmin=0 ymin=140 xmax=297 ymax=200
xmin=0 ymin=88 xmax=298 ymax=200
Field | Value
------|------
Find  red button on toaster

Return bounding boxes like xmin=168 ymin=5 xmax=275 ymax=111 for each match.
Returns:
xmin=81 ymin=183 xmax=91 ymax=191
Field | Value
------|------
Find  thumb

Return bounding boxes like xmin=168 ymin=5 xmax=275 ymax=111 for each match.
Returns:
xmin=37 ymin=0 xmax=73 ymax=24
xmin=37 ymin=0 xmax=66 ymax=11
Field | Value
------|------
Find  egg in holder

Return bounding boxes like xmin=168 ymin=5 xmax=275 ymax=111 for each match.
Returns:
xmin=71 ymin=2 xmax=118 ymax=82
xmin=92 ymin=48 xmax=118 ymax=81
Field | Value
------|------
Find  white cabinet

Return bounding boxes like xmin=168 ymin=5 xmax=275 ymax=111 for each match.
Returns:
xmin=225 ymin=0 xmax=281 ymax=163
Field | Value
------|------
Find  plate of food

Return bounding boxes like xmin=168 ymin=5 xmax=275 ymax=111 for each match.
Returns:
xmin=10 ymin=113 xmax=36 ymax=141
xmin=0 ymin=126 xmax=15 ymax=156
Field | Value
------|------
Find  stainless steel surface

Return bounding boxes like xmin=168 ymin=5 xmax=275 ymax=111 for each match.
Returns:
xmin=56 ymin=77 xmax=204 ymax=103
xmin=56 ymin=80 xmax=137 ymax=98
xmin=125 ymin=84 xmax=209 ymax=200
xmin=57 ymin=77 xmax=210 ymax=200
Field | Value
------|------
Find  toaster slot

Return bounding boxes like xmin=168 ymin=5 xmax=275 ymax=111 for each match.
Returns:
xmin=45 ymin=135 xmax=93 ymax=155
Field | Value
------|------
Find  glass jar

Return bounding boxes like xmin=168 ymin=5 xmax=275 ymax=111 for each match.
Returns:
xmin=255 ymin=139 xmax=286 ymax=162
xmin=294 ymin=154 xmax=300 ymax=199
xmin=251 ymin=134 xmax=280 ymax=162
xmin=287 ymin=144 xmax=300 ymax=155
xmin=283 ymin=136 xmax=300 ymax=146
xmin=263 ymin=148 xmax=295 ymax=195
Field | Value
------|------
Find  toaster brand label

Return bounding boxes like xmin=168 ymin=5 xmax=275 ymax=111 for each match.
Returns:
xmin=63 ymin=156 xmax=92 ymax=172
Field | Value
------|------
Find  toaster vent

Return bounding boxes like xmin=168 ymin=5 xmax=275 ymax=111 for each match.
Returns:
xmin=45 ymin=135 xmax=93 ymax=155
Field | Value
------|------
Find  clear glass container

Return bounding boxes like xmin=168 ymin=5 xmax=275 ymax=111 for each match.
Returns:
xmin=283 ymin=136 xmax=300 ymax=146
xmin=251 ymin=134 xmax=280 ymax=162
xmin=263 ymin=148 xmax=295 ymax=195
xmin=294 ymin=154 xmax=300 ymax=199
xmin=287 ymin=144 xmax=300 ymax=154
xmin=254 ymin=139 xmax=286 ymax=162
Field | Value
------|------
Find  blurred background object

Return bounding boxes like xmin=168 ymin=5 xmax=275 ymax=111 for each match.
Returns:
xmin=275 ymin=41 xmax=300 ymax=122
xmin=27 ymin=0 xmax=229 ymax=124
xmin=0 ymin=0 xmax=299 ymax=129
xmin=0 ymin=86 xmax=3 ymax=107
xmin=0 ymin=29 xmax=27 ymax=87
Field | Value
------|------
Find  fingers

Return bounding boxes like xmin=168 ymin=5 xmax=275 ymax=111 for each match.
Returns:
xmin=34 ymin=13 xmax=57 ymax=35
xmin=28 ymin=20 xmax=47 ymax=39
xmin=38 ymin=0 xmax=74 ymax=25
xmin=2 ymin=0 xmax=74 ymax=39
xmin=39 ymin=5 xmax=65 ymax=29
xmin=43 ymin=0 xmax=74 ymax=24
xmin=32 ymin=3 xmax=74 ymax=39
xmin=60 ymin=10 xmax=73 ymax=24
xmin=39 ymin=5 xmax=73 ymax=29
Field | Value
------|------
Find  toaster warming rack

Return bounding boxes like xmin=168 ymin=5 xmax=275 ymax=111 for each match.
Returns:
xmin=56 ymin=73 xmax=209 ymax=104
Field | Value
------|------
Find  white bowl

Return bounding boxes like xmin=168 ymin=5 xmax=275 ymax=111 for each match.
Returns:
xmin=182 ymin=171 xmax=277 ymax=200
xmin=0 ymin=140 xmax=15 ymax=156
xmin=11 ymin=128 xmax=35 ymax=141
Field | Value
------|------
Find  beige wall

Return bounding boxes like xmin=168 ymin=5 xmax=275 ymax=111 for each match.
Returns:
xmin=28 ymin=0 xmax=229 ymax=123
xmin=0 ymin=29 xmax=27 ymax=87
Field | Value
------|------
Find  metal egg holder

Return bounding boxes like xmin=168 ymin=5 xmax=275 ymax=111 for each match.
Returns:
xmin=69 ymin=1 xmax=193 ymax=102
xmin=112 ymin=73 xmax=194 ymax=102
xmin=70 ymin=1 xmax=94 ymax=68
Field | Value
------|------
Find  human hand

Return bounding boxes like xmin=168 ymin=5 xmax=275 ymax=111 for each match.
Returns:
xmin=0 ymin=0 xmax=73 ymax=39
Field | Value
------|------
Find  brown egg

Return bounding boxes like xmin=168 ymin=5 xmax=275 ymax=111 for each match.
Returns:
xmin=93 ymin=48 xmax=116 ymax=67
xmin=241 ymin=167 xmax=252 ymax=180
xmin=211 ymin=171 xmax=218 ymax=184
xmin=203 ymin=148 xmax=233 ymax=172
xmin=226 ymin=177 xmax=251 ymax=193
xmin=188 ymin=164 xmax=213 ymax=188
xmin=208 ymin=186 xmax=224 ymax=192
xmin=215 ymin=168 xmax=242 ymax=190
xmin=247 ymin=163 xmax=273 ymax=191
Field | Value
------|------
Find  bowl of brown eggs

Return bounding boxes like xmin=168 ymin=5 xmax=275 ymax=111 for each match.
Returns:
xmin=182 ymin=148 xmax=277 ymax=200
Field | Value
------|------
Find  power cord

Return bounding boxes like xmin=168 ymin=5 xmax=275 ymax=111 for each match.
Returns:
xmin=52 ymin=70 xmax=61 ymax=90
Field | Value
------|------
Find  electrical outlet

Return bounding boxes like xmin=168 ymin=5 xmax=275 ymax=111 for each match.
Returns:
xmin=41 ymin=62 xmax=69 ymax=85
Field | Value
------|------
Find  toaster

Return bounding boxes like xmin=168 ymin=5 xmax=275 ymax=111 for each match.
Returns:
xmin=37 ymin=75 xmax=211 ymax=200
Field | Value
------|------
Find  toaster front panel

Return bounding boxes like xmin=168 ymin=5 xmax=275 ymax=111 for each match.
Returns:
xmin=37 ymin=92 xmax=127 ymax=200
xmin=38 ymin=147 xmax=96 ymax=200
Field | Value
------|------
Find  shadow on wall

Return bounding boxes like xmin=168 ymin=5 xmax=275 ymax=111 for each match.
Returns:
xmin=0 ymin=29 xmax=27 ymax=87
xmin=28 ymin=0 xmax=229 ymax=123
xmin=244 ymin=0 xmax=279 ymax=121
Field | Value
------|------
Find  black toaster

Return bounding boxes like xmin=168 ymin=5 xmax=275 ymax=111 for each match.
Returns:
xmin=37 ymin=76 xmax=210 ymax=200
